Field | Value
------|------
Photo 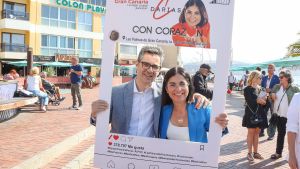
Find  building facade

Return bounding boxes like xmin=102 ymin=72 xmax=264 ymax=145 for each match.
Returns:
xmin=0 ymin=0 xmax=105 ymax=75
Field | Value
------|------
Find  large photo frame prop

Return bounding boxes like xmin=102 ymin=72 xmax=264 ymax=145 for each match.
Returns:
xmin=95 ymin=0 xmax=235 ymax=168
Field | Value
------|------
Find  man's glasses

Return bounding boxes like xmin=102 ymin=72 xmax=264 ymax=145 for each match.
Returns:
xmin=279 ymin=76 xmax=285 ymax=79
xmin=140 ymin=61 xmax=161 ymax=72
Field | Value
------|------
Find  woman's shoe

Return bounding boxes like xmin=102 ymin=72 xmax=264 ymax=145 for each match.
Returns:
xmin=247 ymin=153 xmax=254 ymax=161
xmin=41 ymin=106 xmax=47 ymax=112
xmin=270 ymin=153 xmax=282 ymax=160
xmin=253 ymin=152 xmax=264 ymax=160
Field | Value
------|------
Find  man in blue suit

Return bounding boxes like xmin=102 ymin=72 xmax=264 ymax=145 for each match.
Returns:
xmin=260 ymin=64 xmax=280 ymax=139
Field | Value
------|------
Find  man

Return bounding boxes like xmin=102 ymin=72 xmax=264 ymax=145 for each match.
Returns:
xmin=40 ymin=72 xmax=65 ymax=101
xmin=69 ymin=57 xmax=83 ymax=110
xmin=228 ymin=72 xmax=236 ymax=91
xmin=261 ymin=64 xmax=280 ymax=139
xmin=91 ymin=46 xmax=224 ymax=138
xmin=193 ymin=64 xmax=213 ymax=100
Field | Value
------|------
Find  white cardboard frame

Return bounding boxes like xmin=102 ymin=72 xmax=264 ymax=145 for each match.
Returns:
xmin=95 ymin=1 xmax=235 ymax=168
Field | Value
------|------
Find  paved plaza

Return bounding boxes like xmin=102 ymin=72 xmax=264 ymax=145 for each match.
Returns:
xmin=0 ymin=88 xmax=290 ymax=169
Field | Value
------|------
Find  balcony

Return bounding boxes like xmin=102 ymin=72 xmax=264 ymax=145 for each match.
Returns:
xmin=0 ymin=43 xmax=28 ymax=52
xmin=1 ymin=10 xmax=29 ymax=21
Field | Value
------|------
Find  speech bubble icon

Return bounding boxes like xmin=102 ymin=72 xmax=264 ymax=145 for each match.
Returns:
xmin=122 ymin=36 xmax=126 ymax=40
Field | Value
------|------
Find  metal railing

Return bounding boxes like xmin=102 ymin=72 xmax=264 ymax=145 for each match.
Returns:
xmin=1 ymin=9 xmax=29 ymax=21
xmin=0 ymin=43 xmax=28 ymax=52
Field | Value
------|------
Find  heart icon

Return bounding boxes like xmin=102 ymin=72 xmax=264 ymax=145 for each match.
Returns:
xmin=108 ymin=142 xmax=112 ymax=145
xmin=113 ymin=135 xmax=119 ymax=140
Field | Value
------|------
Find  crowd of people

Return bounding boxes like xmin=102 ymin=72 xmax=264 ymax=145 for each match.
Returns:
xmin=232 ymin=64 xmax=300 ymax=168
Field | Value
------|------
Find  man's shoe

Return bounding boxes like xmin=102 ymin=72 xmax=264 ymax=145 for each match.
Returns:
xmin=259 ymin=133 xmax=265 ymax=137
xmin=59 ymin=97 xmax=66 ymax=101
xmin=77 ymin=105 xmax=82 ymax=110
xmin=267 ymin=136 xmax=274 ymax=140
xmin=69 ymin=105 xmax=78 ymax=110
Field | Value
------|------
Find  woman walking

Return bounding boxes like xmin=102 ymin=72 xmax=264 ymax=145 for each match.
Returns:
xmin=242 ymin=70 xmax=268 ymax=161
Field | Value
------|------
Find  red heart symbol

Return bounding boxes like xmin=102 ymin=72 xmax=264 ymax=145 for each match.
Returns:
xmin=113 ymin=135 xmax=119 ymax=140
xmin=108 ymin=142 xmax=112 ymax=145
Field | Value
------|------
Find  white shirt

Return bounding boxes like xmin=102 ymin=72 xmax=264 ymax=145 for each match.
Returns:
xmin=266 ymin=75 xmax=273 ymax=89
xmin=273 ymin=86 xmax=289 ymax=117
xmin=26 ymin=75 xmax=41 ymax=91
xmin=286 ymin=93 xmax=300 ymax=165
xmin=167 ymin=121 xmax=190 ymax=141
xmin=128 ymin=80 xmax=155 ymax=137
xmin=228 ymin=75 xmax=235 ymax=83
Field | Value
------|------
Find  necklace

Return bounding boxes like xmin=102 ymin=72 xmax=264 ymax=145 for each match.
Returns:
xmin=177 ymin=118 xmax=184 ymax=124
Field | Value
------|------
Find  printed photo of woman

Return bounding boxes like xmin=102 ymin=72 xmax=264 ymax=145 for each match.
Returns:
xmin=171 ymin=0 xmax=210 ymax=48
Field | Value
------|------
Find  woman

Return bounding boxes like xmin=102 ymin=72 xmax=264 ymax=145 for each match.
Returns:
xmin=3 ymin=69 xmax=19 ymax=80
xmin=242 ymin=70 xmax=268 ymax=161
xmin=159 ymin=67 xmax=228 ymax=143
xmin=24 ymin=67 xmax=48 ymax=112
xmin=270 ymin=70 xmax=299 ymax=160
xmin=172 ymin=0 xmax=210 ymax=48
xmin=287 ymin=93 xmax=300 ymax=169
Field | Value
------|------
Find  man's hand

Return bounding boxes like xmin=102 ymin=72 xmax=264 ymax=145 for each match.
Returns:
xmin=192 ymin=93 xmax=210 ymax=109
xmin=215 ymin=113 xmax=228 ymax=129
xmin=91 ymin=99 xmax=109 ymax=118
xmin=289 ymin=153 xmax=298 ymax=169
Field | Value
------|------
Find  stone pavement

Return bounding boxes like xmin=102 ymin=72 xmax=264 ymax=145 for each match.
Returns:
xmin=0 ymin=87 xmax=99 ymax=169
xmin=0 ymin=87 xmax=291 ymax=169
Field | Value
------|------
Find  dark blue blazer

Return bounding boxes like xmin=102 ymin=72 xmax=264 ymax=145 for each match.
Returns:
xmin=261 ymin=75 xmax=280 ymax=89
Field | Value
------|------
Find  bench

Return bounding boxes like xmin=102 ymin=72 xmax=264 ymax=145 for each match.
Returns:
xmin=0 ymin=97 xmax=38 ymax=122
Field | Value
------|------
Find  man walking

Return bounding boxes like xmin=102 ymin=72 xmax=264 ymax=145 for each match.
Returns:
xmin=193 ymin=64 xmax=214 ymax=100
xmin=69 ymin=57 xmax=83 ymax=110
xmin=261 ymin=64 xmax=280 ymax=139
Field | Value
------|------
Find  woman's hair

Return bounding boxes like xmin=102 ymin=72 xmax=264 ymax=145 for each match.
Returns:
xmin=161 ymin=67 xmax=194 ymax=107
xmin=30 ymin=67 xmax=40 ymax=75
xmin=179 ymin=0 xmax=209 ymax=27
xmin=279 ymin=69 xmax=293 ymax=84
xmin=9 ymin=69 xmax=17 ymax=74
xmin=247 ymin=70 xmax=261 ymax=86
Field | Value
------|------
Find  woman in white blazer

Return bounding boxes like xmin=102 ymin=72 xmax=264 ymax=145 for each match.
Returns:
xmin=287 ymin=93 xmax=300 ymax=169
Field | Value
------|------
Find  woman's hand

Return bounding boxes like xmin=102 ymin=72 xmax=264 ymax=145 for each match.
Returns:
xmin=192 ymin=93 xmax=210 ymax=109
xmin=289 ymin=152 xmax=298 ymax=169
xmin=91 ymin=99 xmax=109 ymax=118
xmin=215 ymin=113 xmax=228 ymax=129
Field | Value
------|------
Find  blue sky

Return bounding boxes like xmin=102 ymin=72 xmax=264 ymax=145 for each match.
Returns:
xmin=232 ymin=0 xmax=300 ymax=63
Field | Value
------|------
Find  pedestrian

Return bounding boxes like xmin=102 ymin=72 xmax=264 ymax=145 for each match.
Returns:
xmin=90 ymin=46 xmax=209 ymax=137
xmin=242 ymin=70 xmax=268 ymax=161
xmin=228 ymin=72 xmax=236 ymax=91
xmin=256 ymin=67 xmax=262 ymax=72
xmin=193 ymin=63 xmax=213 ymax=100
xmin=3 ymin=69 xmax=19 ymax=80
xmin=260 ymin=64 xmax=280 ymax=139
xmin=69 ymin=57 xmax=83 ymax=110
xmin=286 ymin=93 xmax=300 ymax=169
xmin=24 ymin=67 xmax=48 ymax=112
xmin=241 ymin=70 xmax=250 ymax=89
xmin=270 ymin=70 xmax=299 ymax=160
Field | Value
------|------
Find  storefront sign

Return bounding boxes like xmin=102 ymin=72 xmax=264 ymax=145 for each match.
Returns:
xmin=96 ymin=0 xmax=235 ymax=169
xmin=55 ymin=54 xmax=78 ymax=62
xmin=33 ymin=55 xmax=55 ymax=62
xmin=55 ymin=0 xmax=106 ymax=14
xmin=79 ymin=58 xmax=101 ymax=65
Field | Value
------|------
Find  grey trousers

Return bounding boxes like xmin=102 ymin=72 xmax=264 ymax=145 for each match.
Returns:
xmin=71 ymin=83 xmax=82 ymax=106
